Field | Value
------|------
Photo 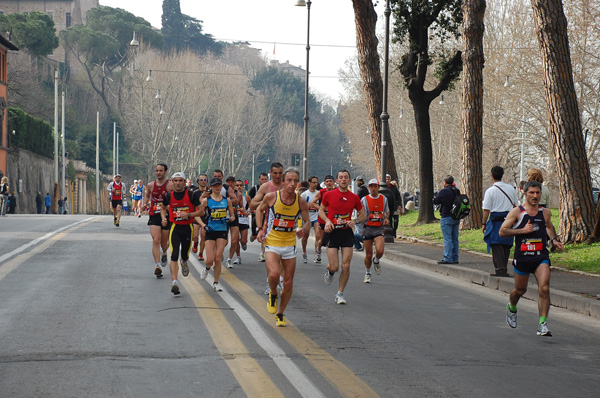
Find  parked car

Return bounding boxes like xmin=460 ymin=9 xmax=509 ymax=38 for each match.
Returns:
xmin=593 ymin=187 xmax=599 ymax=206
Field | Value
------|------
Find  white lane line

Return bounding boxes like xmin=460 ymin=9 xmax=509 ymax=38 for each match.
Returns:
xmin=190 ymin=258 xmax=326 ymax=398
xmin=0 ymin=217 xmax=99 ymax=264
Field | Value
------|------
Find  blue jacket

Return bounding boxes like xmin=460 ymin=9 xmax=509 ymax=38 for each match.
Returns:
xmin=45 ymin=195 xmax=51 ymax=206
xmin=433 ymin=186 xmax=456 ymax=218
xmin=483 ymin=211 xmax=514 ymax=251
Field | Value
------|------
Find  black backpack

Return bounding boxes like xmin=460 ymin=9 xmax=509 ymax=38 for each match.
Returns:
xmin=450 ymin=187 xmax=470 ymax=220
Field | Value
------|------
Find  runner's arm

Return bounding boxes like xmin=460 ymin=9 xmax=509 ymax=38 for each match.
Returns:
xmin=499 ymin=207 xmax=531 ymax=237
xmin=544 ymin=208 xmax=564 ymax=250
xmin=298 ymin=197 xmax=311 ymax=237
xmin=250 ymin=183 xmax=267 ymax=211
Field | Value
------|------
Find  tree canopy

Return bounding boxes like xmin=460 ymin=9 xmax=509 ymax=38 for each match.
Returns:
xmin=0 ymin=12 xmax=58 ymax=56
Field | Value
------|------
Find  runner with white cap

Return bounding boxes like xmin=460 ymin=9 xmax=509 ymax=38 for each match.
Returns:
xmin=360 ymin=179 xmax=390 ymax=283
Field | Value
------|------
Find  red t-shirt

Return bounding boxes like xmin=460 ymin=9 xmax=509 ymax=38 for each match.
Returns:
xmin=321 ymin=188 xmax=362 ymax=230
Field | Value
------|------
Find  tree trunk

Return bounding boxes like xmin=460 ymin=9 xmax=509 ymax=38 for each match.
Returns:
xmin=530 ymin=0 xmax=595 ymax=243
xmin=352 ymin=0 xmax=398 ymax=180
xmin=411 ymin=94 xmax=436 ymax=224
xmin=460 ymin=0 xmax=486 ymax=230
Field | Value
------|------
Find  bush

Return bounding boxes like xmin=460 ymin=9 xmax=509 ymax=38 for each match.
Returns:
xmin=7 ymin=107 xmax=54 ymax=158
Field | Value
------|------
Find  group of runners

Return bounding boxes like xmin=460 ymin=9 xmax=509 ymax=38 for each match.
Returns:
xmin=111 ymin=161 xmax=563 ymax=335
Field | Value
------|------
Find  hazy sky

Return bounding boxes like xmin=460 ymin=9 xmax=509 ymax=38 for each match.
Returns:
xmin=99 ymin=0 xmax=375 ymax=101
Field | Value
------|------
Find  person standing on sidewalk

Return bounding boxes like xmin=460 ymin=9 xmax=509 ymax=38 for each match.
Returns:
xmin=482 ymin=166 xmax=519 ymax=277
xmin=44 ymin=193 xmax=52 ymax=214
xmin=360 ymin=179 xmax=390 ymax=283
xmin=35 ymin=192 xmax=43 ymax=214
xmin=500 ymin=180 xmax=564 ymax=336
xmin=0 ymin=176 xmax=9 ymax=216
xmin=433 ymin=175 xmax=460 ymax=264
xmin=320 ymin=170 xmax=366 ymax=304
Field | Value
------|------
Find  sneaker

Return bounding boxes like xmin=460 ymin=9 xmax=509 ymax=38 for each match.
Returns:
xmin=276 ymin=313 xmax=287 ymax=327
xmin=363 ymin=273 xmax=371 ymax=283
xmin=268 ymin=293 xmax=278 ymax=314
xmin=355 ymin=246 xmax=364 ymax=252
xmin=303 ymin=253 xmax=308 ymax=263
xmin=241 ymin=243 xmax=247 ymax=251
xmin=160 ymin=252 xmax=168 ymax=267
xmin=113 ymin=216 xmax=117 ymax=225
xmin=537 ymin=322 xmax=552 ymax=336
xmin=154 ymin=266 xmax=163 ymax=278
xmin=200 ymin=266 xmax=210 ymax=280
xmin=258 ymin=253 xmax=265 ymax=262
xmin=198 ymin=252 xmax=204 ymax=261
xmin=506 ymin=304 xmax=517 ymax=328
xmin=250 ymin=235 xmax=256 ymax=242
xmin=213 ymin=282 xmax=223 ymax=292
xmin=335 ymin=292 xmax=347 ymax=305
xmin=171 ymin=283 xmax=180 ymax=295
xmin=180 ymin=260 xmax=189 ymax=277
xmin=233 ymin=257 xmax=241 ymax=265
xmin=115 ymin=221 xmax=120 ymax=227
xmin=138 ymin=213 xmax=141 ymax=218
xmin=324 ymin=271 xmax=333 ymax=285
xmin=314 ymin=256 xmax=321 ymax=265
xmin=226 ymin=259 xmax=233 ymax=269
xmin=264 ymin=285 xmax=271 ymax=295
xmin=373 ymin=257 xmax=381 ymax=275
xmin=192 ymin=242 xmax=199 ymax=253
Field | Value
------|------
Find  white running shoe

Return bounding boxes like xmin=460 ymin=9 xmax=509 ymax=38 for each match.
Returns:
xmin=171 ymin=282 xmax=180 ymax=295
xmin=303 ymin=253 xmax=308 ymax=263
xmin=200 ymin=266 xmax=210 ymax=280
xmin=258 ymin=253 xmax=265 ymax=262
xmin=160 ymin=252 xmax=168 ymax=267
xmin=314 ymin=255 xmax=321 ymax=265
xmin=180 ymin=260 xmax=189 ymax=277
xmin=373 ymin=257 xmax=381 ymax=275
xmin=363 ymin=273 xmax=371 ymax=283
xmin=335 ymin=292 xmax=346 ymax=305
xmin=506 ymin=304 xmax=517 ymax=328
xmin=226 ymin=258 xmax=233 ymax=269
xmin=213 ymin=282 xmax=223 ymax=292
xmin=233 ymin=257 xmax=241 ymax=265
xmin=537 ymin=322 xmax=551 ymax=336
xmin=264 ymin=284 xmax=270 ymax=295
xmin=324 ymin=271 xmax=333 ymax=285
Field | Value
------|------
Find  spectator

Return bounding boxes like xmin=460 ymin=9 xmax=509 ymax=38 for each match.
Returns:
xmin=518 ymin=180 xmax=526 ymax=204
xmin=433 ymin=175 xmax=460 ymax=264
xmin=45 ymin=193 xmax=51 ymax=214
xmin=58 ymin=197 xmax=64 ymax=215
xmin=63 ymin=197 xmax=69 ymax=215
xmin=385 ymin=174 xmax=402 ymax=237
xmin=36 ymin=192 xmax=43 ymax=214
xmin=8 ymin=191 xmax=17 ymax=214
xmin=482 ymin=166 xmax=519 ymax=277
xmin=527 ymin=168 xmax=550 ymax=207
xmin=0 ymin=176 xmax=8 ymax=216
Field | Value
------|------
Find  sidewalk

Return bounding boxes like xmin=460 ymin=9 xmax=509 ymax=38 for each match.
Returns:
xmin=382 ymin=236 xmax=600 ymax=320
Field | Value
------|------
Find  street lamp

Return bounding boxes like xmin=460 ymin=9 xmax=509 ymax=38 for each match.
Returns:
xmin=296 ymin=0 xmax=311 ymax=180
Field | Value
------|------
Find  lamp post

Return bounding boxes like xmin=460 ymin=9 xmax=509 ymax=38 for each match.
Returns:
xmin=54 ymin=70 xmax=59 ymax=189
xmin=61 ymin=91 xmax=66 ymax=199
xmin=379 ymin=0 xmax=395 ymax=243
xmin=296 ymin=0 xmax=311 ymax=180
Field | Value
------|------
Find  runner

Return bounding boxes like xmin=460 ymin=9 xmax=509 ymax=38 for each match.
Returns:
xmin=360 ymin=179 xmax=390 ymax=283
xmin=143 ymin=163 xmax=174 ymax=278
xmin=225 ymin=176 xmax=243 ymax=269
xmin=249 ymin=172 xmax=269 ymax=243
xmin=499 ymin=180 xmax=564 ymax=336
xmin=319 ymin=170 xmax=366 ymax=304
xmin=107 ymin=174 xmax=125 ymax=227
xmin=131 ymin=179 xmax=145 ymax=218
xmin=256 ymin=168 xmax=311 ymax=326
xmin=193 ymin=173 xmax=209 ymax=260
xmin=300 ymin=176 xmax=320 ymax=264
xmin=229 ymin=179 xmax=250 ymax=265
xmin=198 ymin=177 xmax=236 ymax=292
xmin=250 ymin=162 xmax=285 ymax=293
xmin=309 ymin=174 xmax=336 ymax=264
xmin=160 ymin=172 xmax=202 ymax=295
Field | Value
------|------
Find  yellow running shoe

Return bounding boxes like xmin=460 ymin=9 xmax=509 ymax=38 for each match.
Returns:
xmin=276 ymin=314 xmax=287 ymax=327
xmin=268 ymin=293 xmax=278 ymax=314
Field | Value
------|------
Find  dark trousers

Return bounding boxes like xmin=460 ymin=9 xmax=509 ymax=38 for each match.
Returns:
xmin=491 ymin=244 xmax=511 ymax=274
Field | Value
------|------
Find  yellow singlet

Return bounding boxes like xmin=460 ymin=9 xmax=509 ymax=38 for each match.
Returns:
xmin=264 ymin=191 xmax=300 ymax=247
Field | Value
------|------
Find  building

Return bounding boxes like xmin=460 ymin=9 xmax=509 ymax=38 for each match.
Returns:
xmin=269 ymin=59 xmax=306 ymax=79
xmin=0 ymin=32 xmax=18 ymax=179
xmin=0 ymin=0 xmax=99 ymax=63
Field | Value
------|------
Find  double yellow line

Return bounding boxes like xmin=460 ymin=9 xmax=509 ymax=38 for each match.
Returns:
xmin=180 ymin=267 xmax=379 ymax=397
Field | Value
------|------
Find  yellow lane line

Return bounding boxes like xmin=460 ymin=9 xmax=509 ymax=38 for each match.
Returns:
xmin=180 ymin=276 xmax=284 ymax=398
xmin=0 ymin=219 xmax=97 ymax=282
xmin=221 ymin=270 xmax=380 ymax=398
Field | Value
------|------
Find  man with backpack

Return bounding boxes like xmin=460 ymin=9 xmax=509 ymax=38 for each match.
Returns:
xmin=433 ymin=175 xmax=461 ymax=264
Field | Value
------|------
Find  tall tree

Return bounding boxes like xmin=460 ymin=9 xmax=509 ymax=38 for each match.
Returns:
xmin=351 ymin=0 xmax=399 ymax=180
xmin=0 ymin=12 xmax=58 ymax=57
xmin=392 ymin=0 xmax=463 ymax=224
xmin=530 ymin=0 xmax=595 ymax=243
xmin=460 ymin=0 xmax=486 ymax=230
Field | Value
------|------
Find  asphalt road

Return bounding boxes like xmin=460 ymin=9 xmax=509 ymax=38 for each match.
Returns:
xmin=1 ymin=215 xmax=599 ymax=397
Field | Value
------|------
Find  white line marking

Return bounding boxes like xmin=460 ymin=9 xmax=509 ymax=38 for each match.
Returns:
xmin=190 ymin=258 xmax=326 ymax=398
xmin=0 ymin=217 xmax=99 ymax=264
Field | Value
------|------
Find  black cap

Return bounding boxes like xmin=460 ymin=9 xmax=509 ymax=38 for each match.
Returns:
xmin=209 ymin=177 xmax=223 ymax=186
xmin=324 ymin=174 xmax=335 ymax=181
xmin=225 ymin=175 xmax=235 ymax=182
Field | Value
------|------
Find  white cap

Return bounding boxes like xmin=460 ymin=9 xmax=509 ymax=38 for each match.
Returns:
xmin=368 ymin=178 xmax=379 ymax=186
xmin=134 ymin=179 xmax=138 ymax=183
xmin=171 ymin=172 xmax=186 ymax=180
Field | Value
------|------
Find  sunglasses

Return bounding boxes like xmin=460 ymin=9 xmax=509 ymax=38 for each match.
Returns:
xmin=198 ymin=178 xmax=207 ymax=181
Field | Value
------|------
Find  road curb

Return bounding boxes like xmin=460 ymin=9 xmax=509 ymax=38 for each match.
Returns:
xmin=383 ymin=249 xmax=600 ymax=320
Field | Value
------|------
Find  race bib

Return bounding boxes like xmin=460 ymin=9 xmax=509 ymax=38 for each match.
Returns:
xmin=210 ymin=208 xmax=227 ymax=220
xmin=521 ymin=238 xmax=543 ymax=254
xmin=152 ymin=202 xmax=162 ymax=212
xmin=334 ymin=213 xmax=351 ymax=228
xmin=273 ymin=215 xmax=296 ymax=232
xmin=174 ymin=206 xmax=190 ymax=222
xmin=369 ymin=211 xmax=383 ymax=223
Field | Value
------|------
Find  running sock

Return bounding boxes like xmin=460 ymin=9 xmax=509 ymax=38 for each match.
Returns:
xmin=365 ymin=270 xmax=372 ymax=275
xmin=155 ymin=262 xmax=161 ymax=267
xmin=172 ymin=280 xmax=178 ymax=285
xmin=539 ymin=316 xmax=547 ymax=324
xmin=509 ymin=304 xmax=517 ymax=312
xmin=328 ymin=271 xmax=335 ymax=276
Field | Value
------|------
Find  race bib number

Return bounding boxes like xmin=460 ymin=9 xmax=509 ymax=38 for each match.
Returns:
xmin=174 ymin=206 xmax=190 ymax=222
xmin=210 ymin=208 xmax=227 ymax=220
xmin=369 ymin=211 xmax=383 ymax=223
xmin=334 ymin=213 xmax=351 ymax=228
xmin=521 ymin=238 xmax=543 ymax=254
xmin=152 ymin=202 xmax=162 ymax=212
xmin=273 ymin=215 xmax=296 ymax=232
xmin=237 ymin=207 xmax=248 ymax=217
